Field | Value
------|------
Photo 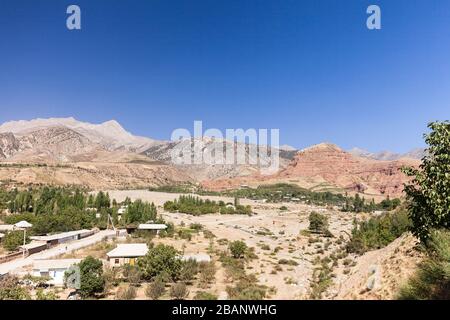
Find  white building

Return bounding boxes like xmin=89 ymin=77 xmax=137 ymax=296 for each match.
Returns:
xmin=137 ymin=224 xmax=167 ymax=235
xmin=181 ymin=253 xmax=211 ymax=263
xmin=33 ymin=259 xmax=81 ymax=286
xmin=106 ymin=243 xmax=148 ymax=267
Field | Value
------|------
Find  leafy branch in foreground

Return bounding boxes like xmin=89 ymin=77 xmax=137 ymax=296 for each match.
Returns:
xmin=402 ymin=121 xmax=450 ymax=243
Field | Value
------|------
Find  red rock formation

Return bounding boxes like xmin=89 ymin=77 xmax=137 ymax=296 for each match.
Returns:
xmin=202 ymin=143 xmax=420 ymax=198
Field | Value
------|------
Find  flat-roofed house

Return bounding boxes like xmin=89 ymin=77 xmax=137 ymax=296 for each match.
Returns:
xmin=106 ymin=243 xmax=148 ymax=267
xmin=33 ymin=259 xmax=81 ymax=286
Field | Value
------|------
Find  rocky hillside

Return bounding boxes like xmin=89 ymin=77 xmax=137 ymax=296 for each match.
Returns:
xmin=0 ymin=117 xmax=161 ymax=153
xmin=279 ymin=143 xmax=420 ymax=196
xmin=202 ymin=143 xmax=420 ymax=198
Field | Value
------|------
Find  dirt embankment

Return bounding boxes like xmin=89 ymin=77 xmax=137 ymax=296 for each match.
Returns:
xmin=334 ymin=233 xmax=423 ymax=300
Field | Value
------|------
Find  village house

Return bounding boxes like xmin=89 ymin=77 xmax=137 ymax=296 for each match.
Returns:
xmin=32 ymin=259 xmax=81 ymax=286
xmin=106 ymin=243 xmax=148 ymax=267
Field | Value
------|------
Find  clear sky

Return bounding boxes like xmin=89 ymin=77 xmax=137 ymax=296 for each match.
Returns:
xmin=1 ymin=0 xmax=449 ymax=152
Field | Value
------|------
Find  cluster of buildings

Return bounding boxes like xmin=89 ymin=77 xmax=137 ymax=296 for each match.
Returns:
xmin=2 ymin=221 xmax=211 ymax=288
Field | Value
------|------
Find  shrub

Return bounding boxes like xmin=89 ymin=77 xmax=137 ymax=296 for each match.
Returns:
xmin=226 ymin=274 xmax=267 ymax=300
xmin=170 ymin=282 xmax=189 ymax=300
xmin=0 ymin=275 xmax=31 ymax=300
xmin=115 ymin=285 xmax=137 ymax=300
xmin=189 ymin=223 xmax=203 ymax=231
xmin=229 ymin=241 xmax=247 ymax=259
xmin=398 ymin=230 xmax=450 ymax=300
xmin=278 ymin=259 xmax=298 ymax=266
xmin=145 ymin=279 xmax=166 ymax=300
xmin=179 ymin=259 xmax=199 ymax=282
xmin=35 ymin=288 xmax=58 ymax=300
xmin=199 ymin=262 xmax=216 ymax=288
xmin=308 ymin=212 xmax=329 ymax=235
xmin=194 ymin=291 xmax=218 ymax=300
xmin=122 ymin=265 xmax=142 ymax=286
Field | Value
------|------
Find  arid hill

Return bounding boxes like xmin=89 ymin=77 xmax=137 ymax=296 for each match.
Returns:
xmin=0 ymin=118 xmax=421 ymax=196
xmin=202 ymin=143 xmax=420 ymax=199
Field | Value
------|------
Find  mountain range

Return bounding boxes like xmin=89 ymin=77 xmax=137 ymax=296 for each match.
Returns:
xmin=0 ymin=117 xmax=421 ymax=198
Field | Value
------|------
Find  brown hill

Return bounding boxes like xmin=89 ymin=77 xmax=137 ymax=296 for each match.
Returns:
xmin=202 ymin=143 xmax=420 ymax=199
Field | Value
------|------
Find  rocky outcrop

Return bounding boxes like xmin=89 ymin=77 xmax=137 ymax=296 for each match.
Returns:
xmin=0 ymin=132 xmax=20 ymax=158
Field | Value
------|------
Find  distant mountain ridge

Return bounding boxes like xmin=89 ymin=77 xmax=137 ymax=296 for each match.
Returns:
xmin=0 ymin=117 xmax=422 ymax=198
xmin=348 ymin=147 xmax=425 ymax=161
xmin=0 ymin=117 xmax=161 ymax=153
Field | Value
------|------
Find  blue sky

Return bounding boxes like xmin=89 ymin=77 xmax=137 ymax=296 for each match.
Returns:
xmin=0 ymin=0 xmax=449 ymax=152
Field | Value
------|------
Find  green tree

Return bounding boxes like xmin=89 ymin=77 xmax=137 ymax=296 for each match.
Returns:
xmin=308 ymin=212 xmax=329 ymax=234
xmin=229 ymin=240 xmax=247 ymax=259
xmin=402 ymin=121 xmax=450 ymax=242
xmin=2 ymin=231 xmax=29 ymax=252
xmin=138 ymin=244 xmax=182 ymax=281
xmin=77 ymin=256 xmax=105 ymax=298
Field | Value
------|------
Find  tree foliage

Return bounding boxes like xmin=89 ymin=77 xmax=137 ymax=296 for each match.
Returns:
xmin=2 ymin=230 xmax=30 ymax=251
xmin=77 ymin=256 xmax=105 ymax=298
xmin=402 ymin=121 xmax=450 ymax=242
xmin=138 ymin=244 xmax=182 ymax=281
xmin=346 ymin=210 xmax=411 ymax=254
xmin=229 ymin=240 xmax=247 ymax=259
xmin=308 ymin=212 xmax=330 ymax=235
